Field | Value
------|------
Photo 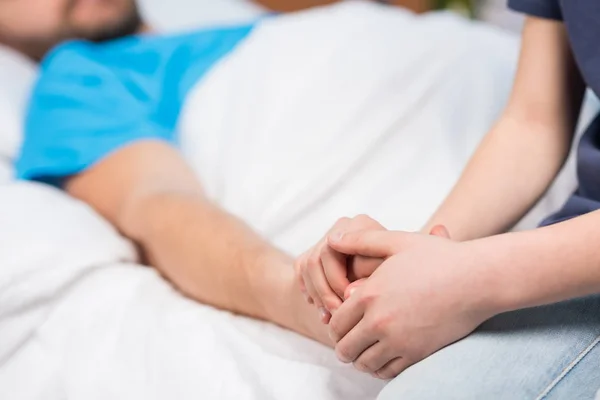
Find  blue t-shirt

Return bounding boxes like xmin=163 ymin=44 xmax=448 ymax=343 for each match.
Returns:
xmin=509 ymin=0 xmax=600 ymax=226
xmin=16 ymin=24 xmax=254 ymax=184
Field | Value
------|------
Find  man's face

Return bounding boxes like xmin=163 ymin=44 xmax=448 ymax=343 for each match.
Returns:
xmin=0 ymin=0 xmax=142 ymax=57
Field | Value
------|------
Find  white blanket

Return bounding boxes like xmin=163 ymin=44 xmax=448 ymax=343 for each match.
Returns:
xmin=1 ymin=2 xmax=598 ymax=399
xmin=180 ymin=1 xmax=597 ymax=253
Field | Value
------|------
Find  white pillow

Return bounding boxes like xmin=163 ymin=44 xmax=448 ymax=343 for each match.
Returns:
xmin=0 ymin=45 xmax=37 ymax=182
xmin=139 ymin=0 xmax=266 ymax=31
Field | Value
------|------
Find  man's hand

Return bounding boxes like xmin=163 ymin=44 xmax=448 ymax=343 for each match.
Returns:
xmin=294 ymin=215 xmax=387 ymax=323
xmin=326 ymin=229 xmax=495 ymax=379
xmin=66 ymin=141 xmax=334 ymax=345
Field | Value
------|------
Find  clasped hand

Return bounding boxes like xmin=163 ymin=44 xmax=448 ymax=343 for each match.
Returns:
xmin=294 ymin=215 xmax=494 ymax=379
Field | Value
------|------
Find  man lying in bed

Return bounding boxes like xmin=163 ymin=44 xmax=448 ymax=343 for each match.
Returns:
xmin=5 ymin=0 xmax=331 ymax=345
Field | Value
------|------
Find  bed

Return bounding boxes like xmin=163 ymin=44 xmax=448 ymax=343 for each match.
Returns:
xmin=1 ymin=2 xmax=598 ymax=399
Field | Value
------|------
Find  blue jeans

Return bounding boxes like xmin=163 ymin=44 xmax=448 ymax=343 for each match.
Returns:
xmin=378 ymin=296 xmax=600 ymax=399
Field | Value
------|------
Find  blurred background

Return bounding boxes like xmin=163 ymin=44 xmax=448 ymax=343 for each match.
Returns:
xmin=139 ymin=0 xmax=524 ymax=33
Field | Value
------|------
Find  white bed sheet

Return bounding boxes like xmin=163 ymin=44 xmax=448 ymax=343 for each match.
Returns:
xmin=1 ymin=2 xmax=599 ymax=400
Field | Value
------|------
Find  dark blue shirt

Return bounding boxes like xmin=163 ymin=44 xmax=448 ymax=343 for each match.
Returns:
xmin=509 ymin=0 xmax=600 ymax=226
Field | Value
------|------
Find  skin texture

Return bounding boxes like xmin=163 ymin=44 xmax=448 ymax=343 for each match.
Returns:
xmin=298 ymin=16 xmax=592 ymax=379
xmin=66 ymin=141 xmax=332 ymax=345
xmin=327 ymin=229 xmax=488 ymax=380
xmin=294 ymin=215 xmax=387 ymax=324
xmin=0 ymin=0 xmax=143 ymax=60
xmin=295 ymin=215 xmax=450 ymax=324
xmin=323 ymin=206 xmax=600 ymax=379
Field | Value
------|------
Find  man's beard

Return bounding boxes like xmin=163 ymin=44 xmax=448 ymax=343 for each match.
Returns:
xmin=66 ymin=0 xmax=144 ymax=43
xmin=0 ymin=0 xmax=145 ymax=60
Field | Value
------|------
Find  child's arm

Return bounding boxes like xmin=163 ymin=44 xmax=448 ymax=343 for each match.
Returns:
xmin=323 ymin=209 xmax=600 ymax=378
xmin=424 ymin=17 xmax=585 ymax=241
xmin=471 ymin=210 xmax=600 ymax=312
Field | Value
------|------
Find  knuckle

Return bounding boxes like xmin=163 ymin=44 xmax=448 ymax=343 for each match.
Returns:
xmin=370 ymin=315 xmax=392 ymax=334
xmin=380 ymin=360 xmax=407 ymax=379
xmin=378 ymin=368 xmax=397 ymax=380
xmin=353 ymin=360 xmax=373 ymax=373
xmin=335 ymin=217 xmax=351 ymax=227
xmin=357 ymin=292 xmax=377 ymax=307
xmin=354 ymin=213 xmax=372 ymax=223
xmin=353 ymin=213 xmax=384 ymax=230
xmin=335 ymin=345 xmax=353 ymax=363
xmin=375 ymin=353 xmax=413 ymax=380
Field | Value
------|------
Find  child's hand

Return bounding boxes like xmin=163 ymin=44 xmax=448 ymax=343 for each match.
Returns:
xmin=341 ymin=225 xmax=451 ymax=302
xmin=294 ymin=215 xmax=386 ymax=323
xmin=295 ymin=217 xmax=452 ymax=324
xmin=327 ymin=226 xmax=478 ymax=380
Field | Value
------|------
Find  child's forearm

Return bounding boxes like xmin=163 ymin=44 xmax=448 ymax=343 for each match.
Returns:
xmin=469 ymin=210 xmax=600 ymax=314
xmin=424 ymin=18 xmax=585 ymax=241
xmin=423 ymin=115 xmax=570 ymax=241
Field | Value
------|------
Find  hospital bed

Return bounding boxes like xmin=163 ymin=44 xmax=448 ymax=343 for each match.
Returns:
xmin=0 ymin=1 xmax=597 ymax=399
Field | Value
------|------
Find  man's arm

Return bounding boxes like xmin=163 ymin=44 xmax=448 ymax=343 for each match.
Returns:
xmin=423 ymin=17 xmax=585 ymax=241
xmin=66 ymin=140 xmax=330 ymax=344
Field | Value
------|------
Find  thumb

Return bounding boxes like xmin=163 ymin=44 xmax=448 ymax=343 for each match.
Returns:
xmin=328 ymin=230 xmax=407 ymax=258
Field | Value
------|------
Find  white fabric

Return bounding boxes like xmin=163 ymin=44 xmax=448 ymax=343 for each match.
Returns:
xmin=0 ymin=183 xmax=137 ymax=398
xmin=0 ymin=180 xmax=382 ymax=400
xmin=1 ymin=2 xmax=599 ymax=400
xmin=180 ymin=1 xmax=597 ymax=251
xmin=0 ymin=46 xmax=36 ymax=181
xmin=139 ymin=0 xmax=266 ymax=31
